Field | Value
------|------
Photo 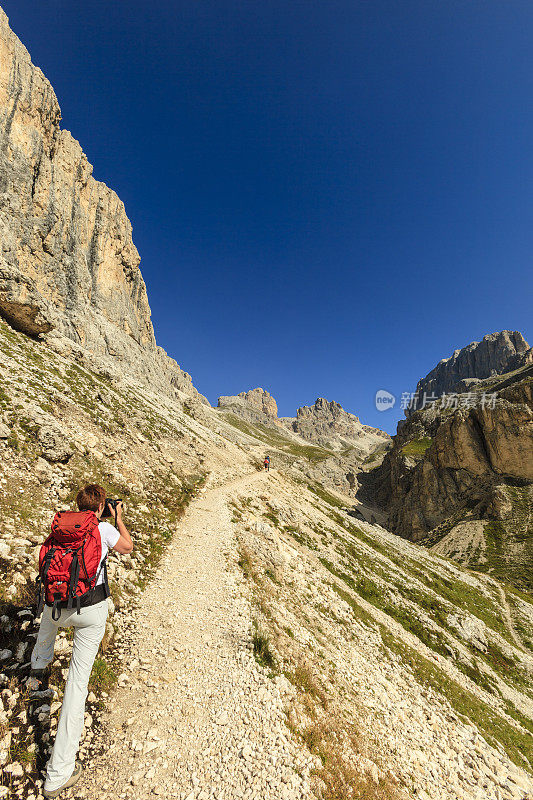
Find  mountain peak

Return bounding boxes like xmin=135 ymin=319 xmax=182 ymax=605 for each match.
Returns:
xmin=410 ymin=330 xmax=530 ymax=411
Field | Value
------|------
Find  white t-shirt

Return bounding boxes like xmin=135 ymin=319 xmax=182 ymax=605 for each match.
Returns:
xmin=96 ymin=521 xmax=120 ymax=585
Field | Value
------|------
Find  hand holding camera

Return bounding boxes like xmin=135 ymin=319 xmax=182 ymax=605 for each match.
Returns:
xmin=101 ymin=498 xmax=124 ymax=520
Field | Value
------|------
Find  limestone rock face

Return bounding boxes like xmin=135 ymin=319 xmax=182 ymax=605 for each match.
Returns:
xmin=0 ymin=9 xmax=201 ymax=398
xmin=284 ymin=397 xmax=390 ymax=456
xmin=238 ymin=388 xmax=278 ymax=419
xmin=364 ymin=363 xmax=533 ymax=589
xmin=217 ymin=388 xmax=281 ymax=426
xmin=411 ymin=331 xmax=529 ymax=413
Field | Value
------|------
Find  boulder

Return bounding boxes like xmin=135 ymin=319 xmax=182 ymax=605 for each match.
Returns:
xmin=447 ymin=614 xmax=488 ymax=652
xmin=38 ymin=423 xmax=73 ymax=463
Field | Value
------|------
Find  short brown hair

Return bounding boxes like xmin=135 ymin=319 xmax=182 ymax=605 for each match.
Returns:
xmin=76 ymin=484 xmax=106 ymax=512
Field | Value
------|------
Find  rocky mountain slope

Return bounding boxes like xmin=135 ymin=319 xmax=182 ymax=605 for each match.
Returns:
xmin=1 ymin=318 xmax=532 ymax=800
xmin=409 ymin=331 xmax=531 ymax=413
xmin=0 ymin=9 xmax=532 ymax=800
xmin=362 ymin=334 xmax=533 ymax=591
xmin=281 ymin=397 xmax=390 ymax=457
xmin=218 ymin=388 xmax=281 ymax=426
xmin=218 ymin=389 xmax=390 ymax=498
xmin=0 ymin=7 xmax=199 ymax=398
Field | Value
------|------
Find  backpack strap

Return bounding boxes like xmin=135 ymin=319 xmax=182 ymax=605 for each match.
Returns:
xmin=102 ymin=557 xmax=110 ymax=599
xmin=36 ymin=547 xmax=57 ymax=617
xmin=92 ymin=553 xmax=110 ymax=600
xmin=66 ymin=550 xmax=81 ymax=613
xmin=51 ymin=593 xmax=62 ymax=621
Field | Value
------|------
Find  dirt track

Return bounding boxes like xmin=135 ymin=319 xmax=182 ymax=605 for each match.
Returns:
xmin=77 ymin=470 xmax=313 ymax=800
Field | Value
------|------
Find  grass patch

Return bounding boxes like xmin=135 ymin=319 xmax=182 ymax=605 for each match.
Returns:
xmin=307 ymin=483 xmax=345 ymax=508
xmin=285 ymin=661 xmax=327 ymax=705
xmin=322 ymin=506 xmax=517 ymax=647
xmin=9 ymin=741 xmax=36 ymax=764
xmin=475 ymin=518 xmax=533 ymax=593
xmin=222 ymin=413 xmax=332 ymax=463
xmin=237 ymin=546 xmax=256 ymax=581
xmin=265 ymin=567 xmax=281 ymax=585
xmin=252 ymin=622 xmax=277 ymax=669
xmin=89 ymin=656 xmax=117 ymax=694
xmin=264 ymin=510 xmax=281 ymax=528
xmin=284 ymin=661 xmax=400 ymax=800
xmin=401 ymin=437 xmax=432 ymax=457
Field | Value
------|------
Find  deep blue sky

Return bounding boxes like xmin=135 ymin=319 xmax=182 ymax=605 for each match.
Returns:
xmin=4 ymin=1 xmax=532 ymax=433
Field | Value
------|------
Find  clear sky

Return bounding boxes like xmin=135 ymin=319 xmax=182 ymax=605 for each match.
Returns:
xmin=3 ymin=1 xmax=532 ymax=433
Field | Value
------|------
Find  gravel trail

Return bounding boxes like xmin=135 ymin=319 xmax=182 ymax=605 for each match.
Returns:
xmin=76 ymin=470 xmax=314 ymax=800
xmin=497 ymin=584 xmax=525 ymax=652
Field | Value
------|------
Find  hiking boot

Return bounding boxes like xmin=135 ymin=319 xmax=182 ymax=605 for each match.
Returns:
xmin=43 ymin=763 xmax=82 ymax=798
xmin=28 ymin=666 xmax=50 ymax=692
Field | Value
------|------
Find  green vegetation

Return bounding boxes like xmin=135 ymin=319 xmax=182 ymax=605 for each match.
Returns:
xmin=466 ymin=487 xmax=533 ymax=592
xmin=283 ymin=648 xmax=400 ymax=799
xmin=229 ymin=500 xmax=243 ymax=522
xmin=265 ymin=567 xmax=281 ymax=585
xmin=312 ymin=553 xmax=533 ymax=770
xmin=252 ymin=621 xmax=277 ymax=669
xmin=285 ymin=661 xmax=327 ymax=703
xmin=319 ymin=500 xmax=520 ymax=648
xmin=89 ymin=656 xmax=117 ymax=694
xmin=237 ymin=546 xmax=255 ymax=580
xmin=287 ymin=527 xmax=319 ymax=551
xmin=505 ymin=591 xmax=533 ymax=651
xmin=319 ymin=556 xmax=449 ymax=658
xmin=307 ymin=483 xmax=346 ymax=508
xmin=9 ymin=741 xmax=36 ymax=765
xmin=310 ymin=484 xmax=532 ymax=699
xmin=401 ymin=437 xmax=432 ymax=457
xmin=355 ymin=575 xmax=382 ymax=604
xmin=264 ymin=510 xmax=281 ymax=527
xmin=137 ymin=473 xmax=206 ymax=591
xmin=222 ymin=413 xmax=332 ymax=463
xmin=380 ymin=631 xmax=532 ymax=771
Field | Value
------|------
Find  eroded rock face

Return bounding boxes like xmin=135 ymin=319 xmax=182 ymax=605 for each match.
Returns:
xmin=217 ymin=388 xmax=281 ymax=426
xmin=378 ymin=378 xmax=533 ymax=534
xmin=0 ymin=9 xmax=200 ymax=397
xmin=366 ymin=366 xmax=533 ymax=588
xmin=238 ymin=388 xmax=278 ymax=419
xmin=284 ymin=397 xmax=390 ymax=456
xmin=368 ymin=332 xmax=533 ymax=579
xmin=411 ymin=331 xmax=529 ymax=413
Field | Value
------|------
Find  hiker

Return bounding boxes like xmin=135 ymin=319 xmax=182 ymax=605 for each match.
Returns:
xmin=30 ymin=484 xmax=133 ymax=798
xmin=264 ymin=456 xmax=270 ymax=472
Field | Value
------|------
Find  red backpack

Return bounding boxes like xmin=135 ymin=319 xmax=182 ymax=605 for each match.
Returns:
xmin=37 ymin=511 xmax=107 ymax=619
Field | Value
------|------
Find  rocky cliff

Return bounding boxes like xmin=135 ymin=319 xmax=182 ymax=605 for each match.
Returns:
xmin=364 ymin=338 xmax=533 ymax=590
xmin=282 ymin=397 xmax=390 ymax=457
xmin=0 ymin=8 xmax=199 ymax=397
xmin=410 ymin=331 xmax=530 ymax=413
xmin=217 ymin=388 xmax=280 ymax=426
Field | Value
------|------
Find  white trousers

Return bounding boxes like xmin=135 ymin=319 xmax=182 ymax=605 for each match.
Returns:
xmin=31 ymin=600 xmax=108 ymax=792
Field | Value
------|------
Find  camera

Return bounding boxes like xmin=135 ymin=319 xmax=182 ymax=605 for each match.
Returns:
xmin=102 ymin=498 xmax=122 ymax=518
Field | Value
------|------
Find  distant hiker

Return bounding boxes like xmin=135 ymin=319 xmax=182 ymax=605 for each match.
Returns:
xmin=264 ymin=456 xmax=270 ymax=472
xmin=31 ymin=484 xmax=133 ymax=798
